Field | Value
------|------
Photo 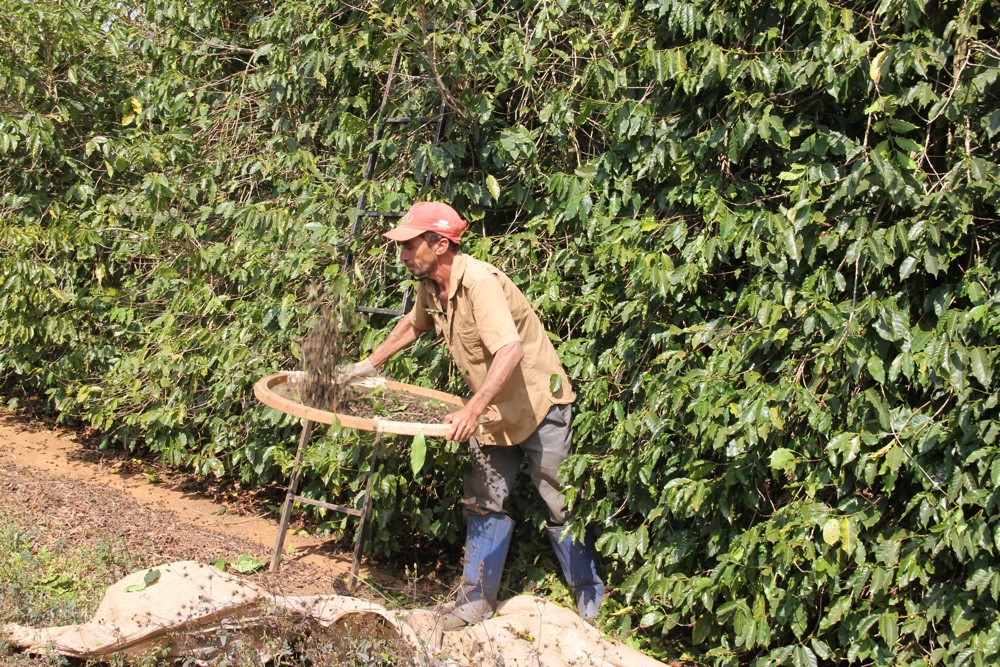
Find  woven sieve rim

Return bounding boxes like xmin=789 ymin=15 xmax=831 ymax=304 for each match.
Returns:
xmin=253 ymin=372 xmax=501 ymax=438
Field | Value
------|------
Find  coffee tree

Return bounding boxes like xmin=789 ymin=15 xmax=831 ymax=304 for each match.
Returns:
xmin=2 ymin=0 xmax=998 ymax=663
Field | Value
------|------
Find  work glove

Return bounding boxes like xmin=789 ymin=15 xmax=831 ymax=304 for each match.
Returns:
xmin=339 ymin=358 xmax=377 ymax=379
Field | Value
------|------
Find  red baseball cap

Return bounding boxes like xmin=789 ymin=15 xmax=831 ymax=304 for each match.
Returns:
xmin=382 ymin=201 xmax=468 ymax=244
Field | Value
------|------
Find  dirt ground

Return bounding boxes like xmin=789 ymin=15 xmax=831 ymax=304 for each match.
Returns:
xmin=0 ymin=409 xmax=680 ymax=667
xmin=0 ymin=408 xmax=451 ymax=606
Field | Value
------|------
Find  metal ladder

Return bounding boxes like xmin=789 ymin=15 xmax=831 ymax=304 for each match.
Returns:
xmin=270 ymin=44 xmax=448 ymax=593
xmin=352 ymin=44 xmax=448 ymax=317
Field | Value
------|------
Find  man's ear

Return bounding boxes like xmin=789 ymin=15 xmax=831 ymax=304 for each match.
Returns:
xmin=432 ymin=237 xmax=451 ymax=256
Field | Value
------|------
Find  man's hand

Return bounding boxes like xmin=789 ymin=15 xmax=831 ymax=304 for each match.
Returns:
xmin=444 ymin=404 xmax=485 ymax=443
xmin=444 ymin=341 xmax=524 ymax=442
xmin=339 ymin=358 xmax=377 ymax=379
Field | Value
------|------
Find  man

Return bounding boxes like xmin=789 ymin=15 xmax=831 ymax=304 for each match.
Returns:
xmin=342 ymin=201 xmax=604 ymax=625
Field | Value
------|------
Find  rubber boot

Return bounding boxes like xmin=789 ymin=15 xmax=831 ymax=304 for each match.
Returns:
xmin=546 ymin=524 xmax=605 ymax=620
xmin=452 ymin=513 xmax=515 ymax=624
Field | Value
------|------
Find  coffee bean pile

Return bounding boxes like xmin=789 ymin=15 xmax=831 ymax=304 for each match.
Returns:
xmin=339 ymin=389 xmax=453 ymax=424
xmin=275 ymin=380 xmax=453 ymax=425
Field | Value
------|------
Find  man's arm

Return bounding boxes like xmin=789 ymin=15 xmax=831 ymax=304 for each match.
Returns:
xmin=366 ymin=314 xmax=424 ymax=370
xmin=445 ymin=340 xmax=524 ymax=442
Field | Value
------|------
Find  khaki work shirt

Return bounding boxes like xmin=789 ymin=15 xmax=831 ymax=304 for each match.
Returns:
xmin=408 ymin=253 xmax=574 ymax=446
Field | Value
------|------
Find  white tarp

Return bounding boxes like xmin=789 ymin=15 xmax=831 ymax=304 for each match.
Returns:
xmin=3 ymin=561 xmax=665 ymax=667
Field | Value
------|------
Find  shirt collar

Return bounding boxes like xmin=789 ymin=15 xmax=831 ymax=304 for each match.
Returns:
xmin=446 ymin=252 xmax=467 ymax=302
xmin=420 ymin=252 xmax=467 ymax=311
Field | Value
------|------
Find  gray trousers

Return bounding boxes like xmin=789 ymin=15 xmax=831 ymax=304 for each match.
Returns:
xmin=462 ymin=403 xmax=573 ymax=525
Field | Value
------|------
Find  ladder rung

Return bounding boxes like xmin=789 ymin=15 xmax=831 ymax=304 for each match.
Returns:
xmin=291 ymin=494 xmax=363 ymax=517
xmin=356 ymin=306 xmax=407 ymax=316
xmin=357 ymin=211 xmax=404 ymax=219
xmin=386 ymin=115 xmax=442 ymax=125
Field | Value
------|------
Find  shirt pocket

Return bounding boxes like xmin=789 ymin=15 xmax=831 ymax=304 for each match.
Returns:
xmin=456 ymin=323 xmax=487 ymax=365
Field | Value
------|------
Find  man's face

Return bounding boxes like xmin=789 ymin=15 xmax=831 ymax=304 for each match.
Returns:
xmin=399 ymin=235 xmax=441 ymax=278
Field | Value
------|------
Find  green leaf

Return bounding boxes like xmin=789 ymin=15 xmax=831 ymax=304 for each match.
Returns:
xmin=965 ymin=568 xmax=992 ymax=594
xmin=640 ymin=609 xmax=665 ymax=627
xmin=822 ymin=518 xmax=841 ymax=546
xmin=252 ymin=42 xmax=274 ymax=60
xmin=924 ymin=249 xmax=942 ymax=276
xmin=878 ymin=611 xmax=899 ymax=649
xmin=232 ymin=554 xmax=266 ymax=574
xmin=411 ymin=430 xmax=426 ymax=476
xmin=550 ymin=373 xmax=563 ymax=394
xmin=811 ymin=638 xmax=832 ymax=660
xmin=692 ymin=614 xmax=712 ymax=645
xmin=485 ymin=174 xmax=501 ymax=201
xmin=986 ymin=110 xmax=1000 ymax=138
xmin=769 ymin=447 xmax=797 ymax=473
xmin=125 ymin=568 xmax=161 ymax=592
xmin=951 ymin=606 xmax=975 ymax=638
xmin=867 ymin=355 xmax=886 ymax=383
xmin=784 ymin=225 xmax=802 ymax=262
xmin=840 ymin=518 xmax=853 ymax=554
xmin=875 ymin=538 xmax=901 ymax=566
xmin=794 ymin=644 xmax=818 ymax=667
xmin=886 ymin=445 xmax=905 ymax=473
xmin=828 ymin=432 xmax=861 ymax=464
xmin=970 ymin=348 xmax=993 ymax=387
xmin=889 ymin=119 xmax=917 ymax=133
xmin=893 ymin=136 xmax=922 ymax=152
xmin=875 ymin=310 xmax=909 ymax=341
